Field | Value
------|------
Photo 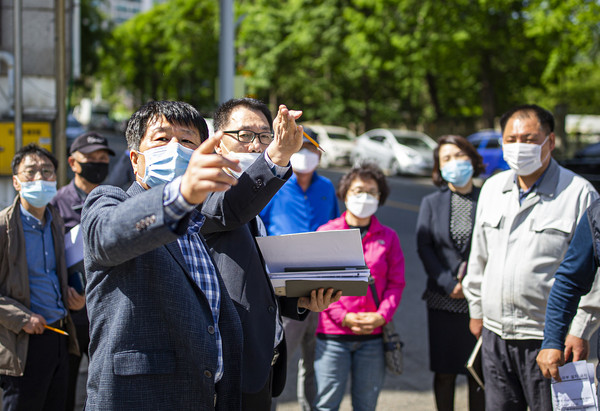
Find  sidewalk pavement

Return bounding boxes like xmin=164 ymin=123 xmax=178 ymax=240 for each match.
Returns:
xmin=74 ymin=355 xmax=469 ymax=411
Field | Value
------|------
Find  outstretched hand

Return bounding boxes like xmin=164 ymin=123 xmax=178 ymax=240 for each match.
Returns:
xmin=180 ymin=134 xmax=241 ymax=204
xmin=267 ymin=105 xmax=304 ymax=166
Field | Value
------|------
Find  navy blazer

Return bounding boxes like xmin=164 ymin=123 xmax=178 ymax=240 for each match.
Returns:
xmin=416 ymin=186 xmax=480 ymax=295
xmin=201 ymin=156 xmax=306 ymax=396
xmin=82 ymin=182 xmax=242 ymax=410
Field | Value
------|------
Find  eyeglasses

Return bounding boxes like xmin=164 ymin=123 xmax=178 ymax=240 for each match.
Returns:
xmin=18 ymin=167 xmax=56 ymax=181
xmin=223 ymin=130 xmax=275 ymax=145
xmin=348 ymin=187 xmax=380 ymax=197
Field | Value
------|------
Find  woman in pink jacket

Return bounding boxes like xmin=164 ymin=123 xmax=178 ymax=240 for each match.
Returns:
xmin=313 ymin=163 xmax=406 ymax=411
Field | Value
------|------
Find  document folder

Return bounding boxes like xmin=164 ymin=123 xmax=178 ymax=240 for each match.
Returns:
xmin=256 ymin=229 xmax=370 ymax=297
xmin=465 ymin=337 xmax=484 ymax=390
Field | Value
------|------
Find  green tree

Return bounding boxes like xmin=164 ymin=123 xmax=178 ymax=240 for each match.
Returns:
xmin=99 ymin=0 xmax=219 ymax=112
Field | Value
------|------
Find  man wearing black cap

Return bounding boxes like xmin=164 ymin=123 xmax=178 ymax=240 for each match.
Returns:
xmin=50 ymin=131 xmax=114 ymax=411
xmin=51 ymin=132 xmax=115 ymax=232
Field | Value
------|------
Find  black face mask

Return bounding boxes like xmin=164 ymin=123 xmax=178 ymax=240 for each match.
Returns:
xmin=78 ymin=162 xmax=109 ymax=184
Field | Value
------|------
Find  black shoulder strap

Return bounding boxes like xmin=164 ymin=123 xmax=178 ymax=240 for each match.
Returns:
xmin=368 ymin=275 xmax=381 ymax=308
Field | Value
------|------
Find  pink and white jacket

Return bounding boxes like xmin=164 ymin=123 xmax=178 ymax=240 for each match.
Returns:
xmin=315 ymin=213 xmax=406 ymax=336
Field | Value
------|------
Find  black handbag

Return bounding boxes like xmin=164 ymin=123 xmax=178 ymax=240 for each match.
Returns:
xmin=368 ymin=276 xmax=404 ymax=375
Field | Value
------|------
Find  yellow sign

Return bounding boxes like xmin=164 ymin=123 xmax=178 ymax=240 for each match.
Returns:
xmin=0 ymin=122 xmax=53 ymax=175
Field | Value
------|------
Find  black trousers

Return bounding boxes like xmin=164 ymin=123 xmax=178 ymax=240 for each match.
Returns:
xmin=66 ymin=323 xmax=90 ymax=411
xmin=481 ymin=327 xmax=551 ymax=411
xmin=242 ymin=360 xmax=275 ymax=411
xmin=0 ymin=331 xmax=69 ymax=411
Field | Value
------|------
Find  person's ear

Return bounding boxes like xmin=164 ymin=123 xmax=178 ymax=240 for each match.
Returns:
xmin=12 ymin=175 xmax=21 ymax=192
xmin=548 ymin=132 xmax=556 ymax=152
xmin=68 ymin=156 xmax=79 ymax=173
xmin=130 ymin=150 xmax=141 ymax=176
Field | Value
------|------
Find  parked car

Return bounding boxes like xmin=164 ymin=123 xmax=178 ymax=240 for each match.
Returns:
xmin=467 ymin=130 xmax=509 ymax=178
xmin=351 ymin=128 xmax=436 ymax=176
xmin=561 ymin=142 xmax=600 ymax=191
xmin=66 ymin=114 xmax=87 ymax=149
xmin=301 ymin=124 xmax=356 ymax=167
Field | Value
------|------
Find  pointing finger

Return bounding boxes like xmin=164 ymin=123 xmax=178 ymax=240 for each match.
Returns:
xmin=197 ymin=134 xmax=224 ymax=154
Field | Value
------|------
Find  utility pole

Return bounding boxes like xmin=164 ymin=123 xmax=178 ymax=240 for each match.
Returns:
xmin=55 ymin=0 xmax=67 ymax=186
xmin=13 ymin=0 xmax=23 ymax=151
xmin=218 ymin=0 xmax=234 ymax=104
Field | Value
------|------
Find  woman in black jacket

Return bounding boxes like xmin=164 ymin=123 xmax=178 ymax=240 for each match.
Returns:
xmin=416 ymin=135 xmax=486 ymax=411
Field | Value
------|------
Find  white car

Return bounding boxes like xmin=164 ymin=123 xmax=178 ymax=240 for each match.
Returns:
xmin=351 ymin=128 xmax=436 ymax=176
xmin=302 ymin=124 xmax=356 ymax=168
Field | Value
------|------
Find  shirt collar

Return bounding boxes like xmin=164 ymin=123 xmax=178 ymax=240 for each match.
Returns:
xmin=19 ymin=203 xmax=52 ymax=228
xmin=187 ymin=209 xmax=205 ymax=235
xmin=503 ymin=158 xmax=558 ymax=196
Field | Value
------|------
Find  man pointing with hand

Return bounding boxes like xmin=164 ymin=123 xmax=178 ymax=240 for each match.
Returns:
xmin=81 ymin=101 xmax=243 ymax=410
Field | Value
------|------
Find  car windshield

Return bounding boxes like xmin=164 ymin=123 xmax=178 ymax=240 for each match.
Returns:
xmin=328 ymin=132 xmax=352 ymax=141
xmin=393 ymin=134 xmax=433 ymax=149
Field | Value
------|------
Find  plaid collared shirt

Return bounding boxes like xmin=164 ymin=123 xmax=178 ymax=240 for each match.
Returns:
xmin=163 ymin=178 xmax=223 ymax=382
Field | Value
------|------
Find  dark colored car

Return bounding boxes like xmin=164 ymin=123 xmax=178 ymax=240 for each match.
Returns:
xmin=467 ymin=130 xmax=509 ymax=178
xmin=561 ymin=142 xmax=600 ymax=191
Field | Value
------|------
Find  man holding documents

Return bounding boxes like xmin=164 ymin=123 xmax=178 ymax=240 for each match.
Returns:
xmin=82 ymin=101 xmax=243 ymax=410
xmin=0 ymin=144 xmax=82 ymax=410
xmin=201 ymin=98 xmax=340 ymax=410
xmin=463 ymin=104 xmax=599 ymax=410
xmin=537 ymin=199 xmax=600 ymax=390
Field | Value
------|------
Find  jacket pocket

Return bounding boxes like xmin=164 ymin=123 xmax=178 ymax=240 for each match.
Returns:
xmin=113 ymin=350 xmax=176 ymax=376
xmin=530 ymin=218 xmax=573 ymax=237
xmin=528 ymin=218 xmax=573 ymax=257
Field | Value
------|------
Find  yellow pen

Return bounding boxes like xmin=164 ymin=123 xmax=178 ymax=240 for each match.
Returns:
xmin=303 ymin=131 xmax=325 ymax=153
xmin=44 ymin=325 xmax=69 ymax=336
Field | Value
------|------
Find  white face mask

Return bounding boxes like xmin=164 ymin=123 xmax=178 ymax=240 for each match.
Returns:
xmin=345 ymin=193 xmax=379 ymax=219
xmin=503 ymin=136 xmax=550 ymax=176
xmin=290 ymin=149 xmax=320 ymax=174
xmin=220 ymin=142 xmax=261 ymax=178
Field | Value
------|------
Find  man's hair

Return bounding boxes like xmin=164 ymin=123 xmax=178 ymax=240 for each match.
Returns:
xmin=432 ymin=135 xmax=485 ymax=187
xmin=11 ymin=143 xmax=58 ymax=175
xmin=337 ymin=162 xmax=390 ymax=206
xmin=213 ymin=98 xmax=273 ymax=139
xmin=125 ymin=101 xmax=209 ymax=151
xmin=500 ymin=104 xmax=555 ymax=135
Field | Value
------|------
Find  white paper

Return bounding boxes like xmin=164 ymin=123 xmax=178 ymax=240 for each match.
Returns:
xmin=551 ymin=361 xmax=598 ymax=411
xmin=64 ymin=224 xmax=84 ymax=268
xmin=255 ymin=229 xmax=366 ymax=274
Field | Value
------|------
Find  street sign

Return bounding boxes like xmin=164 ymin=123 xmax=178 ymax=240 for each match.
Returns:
xmin=0 ymin=122 xmax=52 ymax=175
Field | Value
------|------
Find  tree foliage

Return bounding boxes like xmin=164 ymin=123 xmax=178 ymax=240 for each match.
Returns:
xmin=237 ymin=0 xmax=600 ymax=131
xmin=92 ymin=0 xmax=600 ymax=131
xmin=98 ymin=0 xmax=219 ymax=113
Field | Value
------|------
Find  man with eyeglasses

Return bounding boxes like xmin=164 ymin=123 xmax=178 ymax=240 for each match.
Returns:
xmin=260 ymin=127 xmax=340 ymax=411
xmin=462 ymin=104 xmax=600 ymax=410
xmin=200 ymin=98 xmax=341 ymax=410
xmin=0 ymin=144 xmax=84 ymax=410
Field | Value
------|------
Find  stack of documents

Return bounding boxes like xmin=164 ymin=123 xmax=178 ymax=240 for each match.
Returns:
xmin=255 ymin=229 xmax=370 ymax=297
xmin=551 ymin=360 xmax=598 ymax=411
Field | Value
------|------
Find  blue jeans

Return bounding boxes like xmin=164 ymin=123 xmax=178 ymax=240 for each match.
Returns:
xmin=314 ymin=336 xmax=385 ymax=411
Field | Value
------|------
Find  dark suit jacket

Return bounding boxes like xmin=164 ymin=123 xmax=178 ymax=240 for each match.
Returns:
xmin=82 ymin=182 xmax=242 ymax=410
xmin=201 ymin=156 xmax=306 ymax=396
xmin=416 ymin=186 xmax=480 ymax=295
